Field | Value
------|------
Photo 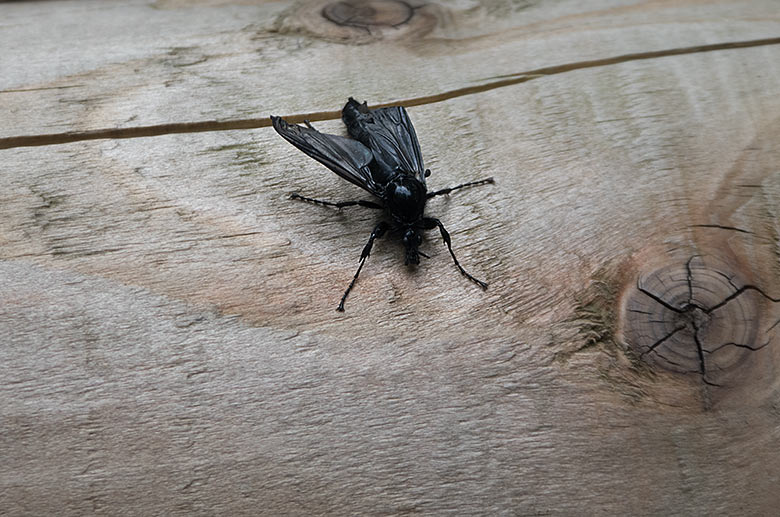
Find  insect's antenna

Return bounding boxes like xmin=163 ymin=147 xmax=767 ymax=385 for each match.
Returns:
xmin=424 ymin=218 xmax=488 ymax=290
xmin=426 ymin=178 xmax=494 ymax=199
xmin=337 ymin=222 xmax=388 ymax=312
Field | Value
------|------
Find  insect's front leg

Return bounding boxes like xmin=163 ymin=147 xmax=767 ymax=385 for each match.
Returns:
xmin=422 ymin=217 xmax=488 ymax=290
xmin=337 ymin=221 xmax=389 ymax=312
xmin=426 ymin=178 xmax=494 ymax=199
xmin=290 ymin=193 xmax=383 ymax=210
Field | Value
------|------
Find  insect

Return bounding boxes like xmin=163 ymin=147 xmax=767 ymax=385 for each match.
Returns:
xmin=271 ymin=98 xmax=493 ymax=311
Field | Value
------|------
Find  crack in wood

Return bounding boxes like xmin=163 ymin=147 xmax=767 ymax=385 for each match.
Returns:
xmin=690 ymin=224 xmax=753 ymax=234
xmin=706 ymin=284 xmax=780 ymax=314
xmin=704 ymin=340 xmax=771 ymax=354
xmin=692 ymin=320 xmax=712 ymax=385
xmin=637 ymin=284 xmax=683 ymax=313
xmin=639 ymin=325 xmax=686 ymax=357
xmin=2 ymin=36 xmax=780 ymax=150
xmin=685 ymin=255 xmax=695 ymax=303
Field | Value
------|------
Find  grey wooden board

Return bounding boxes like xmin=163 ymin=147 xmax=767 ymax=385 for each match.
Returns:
xmin=2 ymin=0 xmax=780 ymax=515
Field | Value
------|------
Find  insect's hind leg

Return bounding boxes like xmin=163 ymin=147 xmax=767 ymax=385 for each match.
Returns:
xmin=426 ymin=178 xmax=494 ymax=199
xmin=337 ymin=221 xmax=389 ymax=312
xmin=422 ymin=217 xmax=488 ymax=290
xmin=290 ymin=193 xmax=383 ymax=210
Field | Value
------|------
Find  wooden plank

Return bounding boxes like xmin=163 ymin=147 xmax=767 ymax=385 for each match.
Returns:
xmin=2 ymin=0 xmax=780 ymax=515
xmin=3 ymin=0 xmax=780 ymax=140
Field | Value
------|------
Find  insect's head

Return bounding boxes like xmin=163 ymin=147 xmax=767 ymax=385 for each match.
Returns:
xmin=403 ymin=228 xmax=423 ymax=265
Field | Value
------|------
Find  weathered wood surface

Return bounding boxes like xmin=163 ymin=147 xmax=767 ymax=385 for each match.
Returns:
xmin=2 ymin=0 xmax=780 ymax=515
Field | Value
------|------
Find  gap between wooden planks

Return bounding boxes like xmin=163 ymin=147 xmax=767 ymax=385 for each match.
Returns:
xmin=2 ymin=36 xmax=779 ymax=151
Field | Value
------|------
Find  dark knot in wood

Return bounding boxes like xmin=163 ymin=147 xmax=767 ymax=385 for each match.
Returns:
xmin=322 ymin=1 xmax=415 ymax=30
xmin=275 ymin=0 xmax=436 ymax=45
xmin=622 ymin=255 xmax=779 ymax=386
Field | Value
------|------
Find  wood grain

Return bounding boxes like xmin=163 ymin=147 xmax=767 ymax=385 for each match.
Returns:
xmin=2 ymin=0 xmax=780 ymax=515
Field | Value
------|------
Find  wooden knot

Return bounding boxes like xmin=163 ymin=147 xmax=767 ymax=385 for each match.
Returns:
xmin=322 ymin=1 xmax=415 ymax=29
xmin=622 ymin=255 xmax=779 ymax=386
xmin=273 ymin=0 xmax=438 ymax=44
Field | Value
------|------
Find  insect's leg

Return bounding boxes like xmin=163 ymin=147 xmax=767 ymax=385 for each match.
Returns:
xmin=426 ymin=177 xmax=494 ymax=199
xmin=290 ymin=193 xmax=383 ymax=210
xmin=422 ymin=217 xmax=488 ymax=290
xmin=337 ymin=221 xmax=389 ymax=312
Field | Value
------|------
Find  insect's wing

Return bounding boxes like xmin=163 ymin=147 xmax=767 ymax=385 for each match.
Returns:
xmin=363 ymin=106 xmax=427 ymax=186
xmin=271 ymin=116 xmax=383 ymax=196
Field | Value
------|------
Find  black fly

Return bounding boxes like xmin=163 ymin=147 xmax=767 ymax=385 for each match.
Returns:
xmin=271 ymin=98 xmax=493 ymax=311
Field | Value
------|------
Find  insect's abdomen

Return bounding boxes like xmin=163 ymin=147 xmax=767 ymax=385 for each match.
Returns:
xmin=342 ymin=98 xmax=372 ymax=146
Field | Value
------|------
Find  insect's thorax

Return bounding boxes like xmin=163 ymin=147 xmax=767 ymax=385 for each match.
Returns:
xmin=383 ymin=174 xmax=427 ymax=224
